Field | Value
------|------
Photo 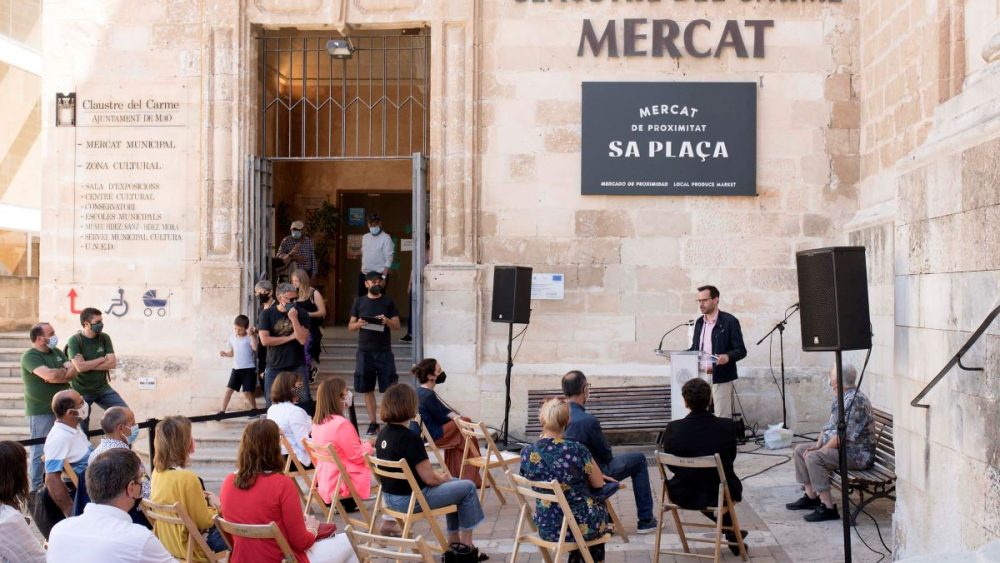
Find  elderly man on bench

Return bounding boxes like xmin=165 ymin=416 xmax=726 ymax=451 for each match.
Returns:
xmin=563 ymin=370 xmax=658 ymax=534
xmin=786 ymin=364 xmax=876 ymax=522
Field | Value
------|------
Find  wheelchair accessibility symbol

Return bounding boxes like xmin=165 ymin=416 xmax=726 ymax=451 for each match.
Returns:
xmin=105 ymin=288 xmax=129 ymax=318
xmin=142 ymin=290 xmax=172 ymax=317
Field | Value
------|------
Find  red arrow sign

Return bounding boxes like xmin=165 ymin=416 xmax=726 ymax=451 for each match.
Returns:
xmin=67 ymin=289 xmax=82 ymax=314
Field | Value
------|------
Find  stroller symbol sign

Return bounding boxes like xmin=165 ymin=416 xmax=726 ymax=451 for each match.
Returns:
xmin=142 ymin=290 xmax=171 ymax=317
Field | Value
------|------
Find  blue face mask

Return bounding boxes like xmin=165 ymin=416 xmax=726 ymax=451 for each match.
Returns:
xmin=127 ymin=424 xmax=140 ymax=445
xmin=369 ymin=226 xmax=381 ymax=236
xmin=48 ymin=335 xmax=59 ymax=349
xmin=291 ymin=230 xmax=302 ymax=240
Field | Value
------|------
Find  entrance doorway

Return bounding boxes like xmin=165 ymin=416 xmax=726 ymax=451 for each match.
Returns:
xmin=245 ymin=29 xmax=430 ymax=353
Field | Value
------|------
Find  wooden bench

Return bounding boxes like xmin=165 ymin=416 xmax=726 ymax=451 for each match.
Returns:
xmin=526 ymin=386 xmax=671 ymax=439
xmin=832 ymin=406 xmax=895 ymax=524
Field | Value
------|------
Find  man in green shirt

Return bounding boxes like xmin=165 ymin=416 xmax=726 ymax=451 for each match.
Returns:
xmin=20 ymin=322 xmax=78 ymax=490
xmin=67 ymin=307 xmax=128 ymax=434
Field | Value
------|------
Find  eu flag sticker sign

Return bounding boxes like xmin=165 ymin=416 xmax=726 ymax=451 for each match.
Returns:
xmin=531 ymin=273 xmax=565 ymax=300
xmin=581 ymin=82 xmax=757 ymax=196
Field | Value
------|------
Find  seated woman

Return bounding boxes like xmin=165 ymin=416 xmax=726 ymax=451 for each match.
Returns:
xmin=267 ymin=371 xmax=313 ymax=470
xmin=411 ymin=359 xmax=482 ymax=486
xmin=150 ymin=416 xmax=228 ymax=560
xmin=519 ymin=399 xmax=612 ymax=563
xmin=0 ymin=441 xmax=46 ymax=563
xmin=220 ymin=419 xmax=358 ymax=563
xmin=374 ymin=384 xmax=487 ymax=559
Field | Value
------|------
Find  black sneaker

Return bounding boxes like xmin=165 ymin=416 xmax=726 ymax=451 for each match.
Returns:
xmin=804 ymin=504 xmax=840 ymax=522
xmin=724 ymin=530 xmax=749 ymax=556
xmin=309 ymin=365 xmax=319 ymax=384
xmin=785 ymin=494 xmax=822 ymax=510
xmin=636 ymin=518 xmax=658 ymax=534
xmin=366 ymin=422 xmax=380 ymax=437
xmin=400 ymin=334 xmax=412 ymax=343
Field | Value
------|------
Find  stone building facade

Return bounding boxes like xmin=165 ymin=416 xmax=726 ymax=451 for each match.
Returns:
xmin=37 ymin=0 xmax=1000 ymax=557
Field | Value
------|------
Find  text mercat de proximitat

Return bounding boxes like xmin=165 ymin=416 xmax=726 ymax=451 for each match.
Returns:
xmin=609 ymin=104 xmax=727 ymax=162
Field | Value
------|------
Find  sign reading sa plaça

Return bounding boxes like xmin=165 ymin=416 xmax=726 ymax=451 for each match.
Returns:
xmin=581 ymin=82 xmax=756 ymax=196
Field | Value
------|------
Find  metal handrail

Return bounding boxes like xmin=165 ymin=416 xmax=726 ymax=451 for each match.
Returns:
xmin=911 ymin=304 xmax=1000 ymax=408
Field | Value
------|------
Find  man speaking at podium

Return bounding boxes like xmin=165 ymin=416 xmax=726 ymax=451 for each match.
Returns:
xmin=688 ymin=285 xmax=746 ymax=419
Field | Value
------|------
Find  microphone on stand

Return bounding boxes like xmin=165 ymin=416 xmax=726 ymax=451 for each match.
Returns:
xmin=655 ymin=320 xmax=696 ymax=354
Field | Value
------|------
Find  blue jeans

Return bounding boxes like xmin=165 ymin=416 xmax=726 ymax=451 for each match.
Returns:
xmin=384 ymin=479 xmax=485 ymax=532
xmin=28 ymin=413 xmax=55 ymax=490
xmin=264 ymin=365 xmax=311 ymax=408
xmin=605 ymin=452 xmax=654 ymax=522
xmin=80 ymin=387 xmax=129 ymax=434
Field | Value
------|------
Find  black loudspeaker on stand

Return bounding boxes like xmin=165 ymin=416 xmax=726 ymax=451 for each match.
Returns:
xmin=491 ymin=266 xmax=532 ymax=447
xmin=796 ymin=246 xmax=872 ymax=563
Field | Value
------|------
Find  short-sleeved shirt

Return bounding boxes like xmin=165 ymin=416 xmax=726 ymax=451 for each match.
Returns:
xmin=820 ymin=388 xmax=876 ymax=467
xmin=257 ymin=305 xmax=306 ymax=370
xmin=20 ymin=347 xmax=71 ymax=416
xmin=417 ymin=387 xmax=452 ymax=441
xmin=43 ymin=421 xmax=92 ymax=476
xmin=66 ymin=332 xmax=115 ymax=396
xmin=228 ymin=334 xmax=256 ymax=370
xmin=375 ymin=424 xmax=428 ymax=495
xmin=350 ymin=295 xmax=400 ymax=352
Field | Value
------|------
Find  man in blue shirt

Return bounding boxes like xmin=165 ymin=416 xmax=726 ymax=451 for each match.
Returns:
xmin=563 ymin=370 xmax=657 ymax=533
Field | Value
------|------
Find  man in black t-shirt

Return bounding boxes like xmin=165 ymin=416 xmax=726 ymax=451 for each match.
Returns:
xmin=349 ymin=271 xmax=401 ymax=436
xmin=257 ymin=282 xmax=311 ymax=407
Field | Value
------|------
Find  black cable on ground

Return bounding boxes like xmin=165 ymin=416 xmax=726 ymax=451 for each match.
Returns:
xmin=847 ymin=496 xmax=893 ymax=556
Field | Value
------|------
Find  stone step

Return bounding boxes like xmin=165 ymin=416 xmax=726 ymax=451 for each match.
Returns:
xmin=0 ymin=362 xmax=21 ymax=378
xmin=0 ymin=408 xmax=25 ymax=427
xmin=0 ymin=348 xmax=23 ymax=362
xmin=0 ymin=425 xmax=30 ymax=441
xmin=0 ymin=334 xmax=28 ymax=349
xmin=0 ymin=381 xmax=23 ymax=394
xmin=0 ymin=392 xmax=23 ymax=409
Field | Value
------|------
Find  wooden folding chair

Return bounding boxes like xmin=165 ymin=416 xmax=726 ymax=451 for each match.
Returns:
xmin=62 ymin=460 xmax=79 ymax=487
xmin=508 ymin=473 xmax=612 ymax=563
xmin=213 ymin=516 xmax=297 ymax=563
xmin=141 ymin=499 xmax=227 ymax=562
xmin=413 ymin=414 xmax=450 ymax=475
xmin=344 ymin=525 xmax=436 ymax=563
xmin=453 ymin=418 xmax=519 ymax=505
xmin=302 ymin=438 xmax=379 ymax=530
xmin=365 ymin=454 xmax=458 ymax=552
xmin=653 ymin=452 xmax=747 ymax=563
xmin=280 ymin=430 xmax=314 ymax=508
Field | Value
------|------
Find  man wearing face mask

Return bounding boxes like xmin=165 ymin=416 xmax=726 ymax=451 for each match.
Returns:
xmin=44 ymin=390 xmax=93 ymax=518
xmin=257 ymin=283 xmax=311 ymax=408
xmin=276 ymin=220 xmax=317 ymax=279
xmin=348 ymin=271 xmax=401 ymax=436
xmin=47 ymin=449 xmax=175 ymax=563
xmin=358 ymin=213 xmax=394 ymax=297
xmin=20 ymin=322 xmax=78 ymax=491
xmin=90 ymin=407 xmax=151 ymax=500
xmin=254 ymin=280 xmax=276 ymax=390
xmin=67 ymin=307 xmax=129 ymax=434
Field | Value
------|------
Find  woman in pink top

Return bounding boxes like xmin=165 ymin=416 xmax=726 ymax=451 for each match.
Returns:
xmin=311 ymin=380 xmax=400 ymax=536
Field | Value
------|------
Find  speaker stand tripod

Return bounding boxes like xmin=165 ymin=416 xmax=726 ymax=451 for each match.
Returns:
xmin=500 ymin=323 xmax=516 ymax=448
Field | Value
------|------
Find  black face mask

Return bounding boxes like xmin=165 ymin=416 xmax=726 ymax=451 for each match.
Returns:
xmin=368 ymin=284 xmax=383 ymax=296
xmin=257 ymin=293 xmax=270 ymax=303
xmin=436 ymin=371 xmax=447 ymax=384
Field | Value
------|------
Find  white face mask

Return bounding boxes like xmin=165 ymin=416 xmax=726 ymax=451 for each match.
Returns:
xmin=74 ymin=402 xmax=90 ymax=421
xmin=343 ymin=390 xmax=354 ymax=410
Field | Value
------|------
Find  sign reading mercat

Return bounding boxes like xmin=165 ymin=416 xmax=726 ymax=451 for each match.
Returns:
xmin=581 ymin=82 xmax=757 ymax=196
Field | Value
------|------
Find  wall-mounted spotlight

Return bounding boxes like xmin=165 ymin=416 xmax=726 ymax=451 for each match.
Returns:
xmin=326 ymin=39 xmax=354 ymax=60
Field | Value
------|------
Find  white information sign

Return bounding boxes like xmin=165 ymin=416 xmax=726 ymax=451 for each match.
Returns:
xmin=401 ymin=238 xmax=414 ymax=252
xmin=531 ymin=273 xmax=565 ymax=300
xmin=138 ymin=376 xmax=156 ymax=390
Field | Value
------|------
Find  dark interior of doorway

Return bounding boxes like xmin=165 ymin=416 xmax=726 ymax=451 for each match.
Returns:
xmin=270 ymin=159 xmax=413 ymax=326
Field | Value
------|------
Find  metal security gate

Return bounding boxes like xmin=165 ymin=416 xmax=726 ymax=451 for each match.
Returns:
xmin=411 ymin=152 xmax=428 ymax=363
xmin=242 ymin=157 xmax=273 ymax=321
xmin=259 ymin=33 xmax=429 ymax=159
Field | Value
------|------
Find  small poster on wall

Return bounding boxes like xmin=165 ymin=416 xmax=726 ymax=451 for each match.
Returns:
xmin=348 ymin=208 xmax=366 ymax=226
xmin=346 ymin=234 xmax=363 ymax=259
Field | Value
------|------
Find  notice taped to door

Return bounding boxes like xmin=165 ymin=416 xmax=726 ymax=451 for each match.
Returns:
xmin=581 ymin=82 xmax=757 ymax=196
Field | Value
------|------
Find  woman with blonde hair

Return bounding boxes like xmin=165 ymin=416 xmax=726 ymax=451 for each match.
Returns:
xmin=519 ymin=399 xmax=612 ymax=562
xmin=150 ymin=416 xmax=227 ymax=560
xmin=291 ymin=268 xmax=326 ymax=381
xmin=220 ymin=418 xmax=357 ymax=563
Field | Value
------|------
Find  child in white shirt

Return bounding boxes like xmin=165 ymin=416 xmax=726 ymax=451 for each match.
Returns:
xmin=219 ymin=315 xmax=258 ymax=413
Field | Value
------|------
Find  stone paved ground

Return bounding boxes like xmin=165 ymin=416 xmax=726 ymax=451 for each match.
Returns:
xmin=352 ymin=441 xmax=895 ymax=563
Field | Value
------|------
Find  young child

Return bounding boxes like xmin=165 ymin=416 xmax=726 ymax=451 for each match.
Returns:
xmin=219 ymin=314 xmax=258 ymax=413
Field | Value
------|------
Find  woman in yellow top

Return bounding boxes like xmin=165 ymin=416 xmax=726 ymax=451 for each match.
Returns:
xmin=149 ymin=416 xmax=228 ymax=560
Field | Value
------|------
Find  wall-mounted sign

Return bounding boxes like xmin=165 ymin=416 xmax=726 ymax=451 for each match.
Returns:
xmin=581 ymin=82 xmax=757 ymax=196
xmin=531 ymin=273 xmax=565 ymax=300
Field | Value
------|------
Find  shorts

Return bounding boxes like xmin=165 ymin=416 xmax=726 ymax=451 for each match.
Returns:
xmin=227 ymin=368 xmax=258 ymax=393
xmin=353 ymin=349 xmax=398 ymax=393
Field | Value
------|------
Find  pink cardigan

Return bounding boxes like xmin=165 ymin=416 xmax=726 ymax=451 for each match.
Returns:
xmin=311 ymin=415 xmax=374 ymax=504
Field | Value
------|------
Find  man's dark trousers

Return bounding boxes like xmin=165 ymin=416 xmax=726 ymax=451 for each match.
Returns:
xmin=603 ymin=453 xmax=654 ymax=523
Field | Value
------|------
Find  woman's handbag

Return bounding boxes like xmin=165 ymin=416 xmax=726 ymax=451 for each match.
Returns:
xmin=442 ymin=542 xmax=487 ymax=563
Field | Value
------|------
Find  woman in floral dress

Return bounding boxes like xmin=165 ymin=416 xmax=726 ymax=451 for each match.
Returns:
xmin=520 ymin=399 xmax=612 ymax=562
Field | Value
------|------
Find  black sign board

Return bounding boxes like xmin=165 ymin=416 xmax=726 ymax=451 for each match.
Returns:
xmin=581 ymin=82 xmax=757 ymax=196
